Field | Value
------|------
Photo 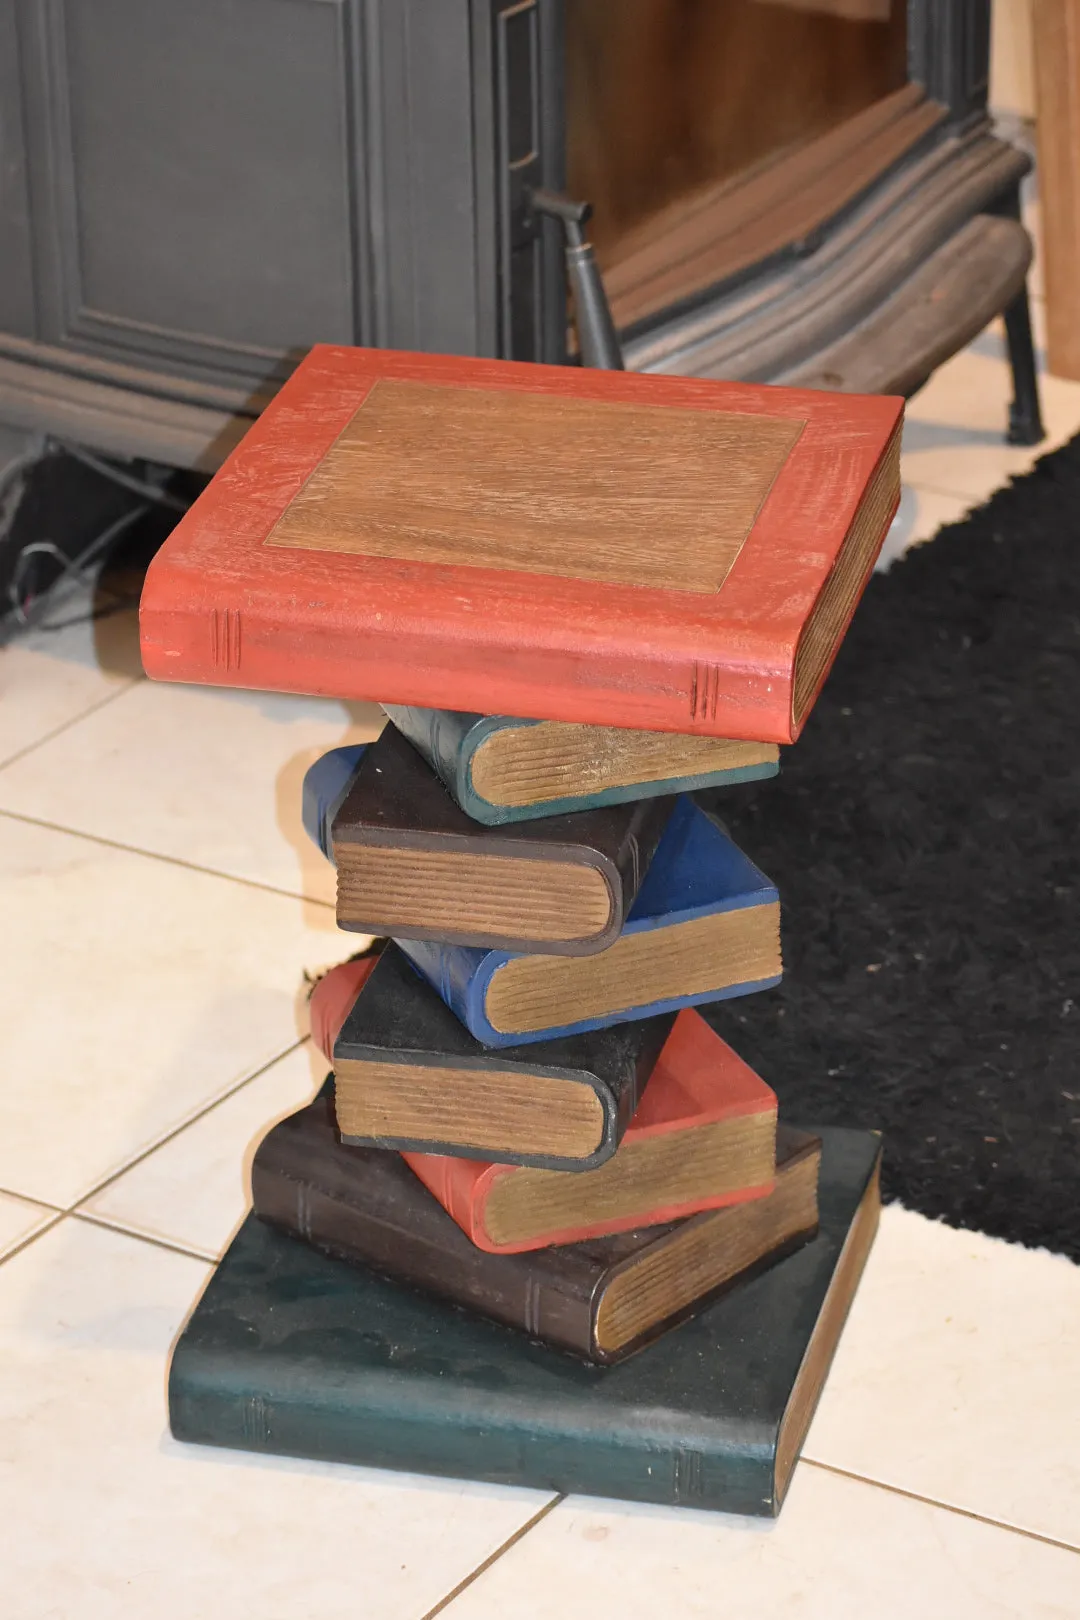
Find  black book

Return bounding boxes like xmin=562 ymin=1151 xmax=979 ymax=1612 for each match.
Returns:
xmin=252 ymin=1086 xmax=821 ymax=1364
xmin=330 ymin=720 xmax=674 ymax=954
xmin=169 ymin=1127 xmax=881 ymax=1518
xmin=332 ymin=943 xmax=676 ymax=1170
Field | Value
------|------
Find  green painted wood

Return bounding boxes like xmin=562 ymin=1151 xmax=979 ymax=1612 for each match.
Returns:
xmin=169 ymin=1126 xmax=880 ymax=1516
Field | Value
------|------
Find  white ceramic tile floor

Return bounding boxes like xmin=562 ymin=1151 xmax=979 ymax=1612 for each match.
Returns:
xmin=79 ymin=1043 xmax=326 ymax=1259
xmin=0 ymin=675 xmax=385 ymax=902
xmin=0 ymin=812 xmax=353 ymax=1207
xmin=0 ymin=1218 xmax=554 ymax=1620
xmin=3 ymin=241 xmax=1080 ymax=1613
xmin=438 ymin=1467 xmax=1080 ymax=1620
xmin=803 ymin=1206 xmax=1080 ymax=1550
xmin=0 ymin=1189 xmax=59 ymax=1261
xmin=0 ymin=589 xmax=141 ymax=769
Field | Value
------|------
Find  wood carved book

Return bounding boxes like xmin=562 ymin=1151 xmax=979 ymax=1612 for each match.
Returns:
xmin=251 ymin=1085 xmax=819 ymax=1364
xmin=320 ymin=943 xmax=677 ymax=1171
xmin=398 ymin=795 xmax=782 ymax=1045
xmin=302 ymin=743 xmax=366 ymax=863
xmin=139 ymin=345 xmax=903 ymax=744
xmin=400 ymin=1012 xmax=778 ymax=1252
xmin=168 ymin=1126 xmax=882 ymax=1516
xmin=382 ymin=704 xmax=779 ymax=824
xmin=328 ymin=723 xmax=674 ymax=954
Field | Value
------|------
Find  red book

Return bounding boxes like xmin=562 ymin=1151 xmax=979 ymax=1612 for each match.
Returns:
xmin=309 ymin=959 xmax=777 ymax=1252
xmin=308 ymin=953 xmax=379 ymax=1068
xmin=139 ymin=346 xmax=902 ymax=744
xmin=404 ymin=1012 xmax=777 ymax=1253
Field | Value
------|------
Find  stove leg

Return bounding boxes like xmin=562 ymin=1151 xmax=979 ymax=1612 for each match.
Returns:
xmin=1004 ymin=282 xmax=1045 ymax=446
xmin=990 ymin=179 xmax=1046 ymax=446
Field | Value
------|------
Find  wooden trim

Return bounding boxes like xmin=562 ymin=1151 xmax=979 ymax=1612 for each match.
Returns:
xmin=1034 ymin=0 xmax=1080 ymax=380
xmin=0 ymin=350 xmax=251 ymax=471
xmin=603 ymin=86 xmax=946 ymax=334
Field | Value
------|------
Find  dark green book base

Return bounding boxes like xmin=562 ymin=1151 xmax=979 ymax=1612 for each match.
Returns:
xmin=169 ymin=1128 xmax=880 ymax=1517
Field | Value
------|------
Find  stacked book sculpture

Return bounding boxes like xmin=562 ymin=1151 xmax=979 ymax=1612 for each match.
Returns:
xmin=144 ymin=345 xmax=899 ymax=1517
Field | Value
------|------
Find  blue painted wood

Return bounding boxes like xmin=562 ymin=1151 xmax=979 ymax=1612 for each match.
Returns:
xmin=399 ymin=795 xmax=781 ymax=1045
xmin=301 ymin=744 xmax=367 ymax=862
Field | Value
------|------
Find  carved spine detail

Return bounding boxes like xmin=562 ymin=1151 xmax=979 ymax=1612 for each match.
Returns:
xmin=241 ymin=1393 xmax=271 ymax=1444
xmin=672 ymin=1448 xmax=705 ymax=1500
xmin=690 ymin=661 xmax=720 ymax=723
xmin=210 ymin=608 xmax=242 ymax=672
xmin=523 ymin=1276 xmax=542 ymax=1337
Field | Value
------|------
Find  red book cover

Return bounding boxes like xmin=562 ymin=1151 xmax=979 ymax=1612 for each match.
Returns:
xmin=308 ymin=953 xmax=379 ymax=1068
xmin=139 ymin=345 xmax=902 ymax=744
xmin=404 ymin=1010 xmax=778 ymax=1253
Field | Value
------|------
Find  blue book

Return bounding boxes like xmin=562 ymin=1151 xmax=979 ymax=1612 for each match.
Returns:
xmin=398 ymin=795 xmax=781 ymax=1045
xmin=302 ymin=744 xmax=367 ymax=862
xmin=382 ymin=704 xmax=779 ymax=825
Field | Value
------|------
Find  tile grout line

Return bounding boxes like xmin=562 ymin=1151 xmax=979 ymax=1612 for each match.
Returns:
xmin=0 ymin=1211 xmax=66 ymax=1267
xmin=417 ymin=1496 xmax=566 ymax=1620
xmin=0 ymin=806 xmax=336 ymax=910
xmin=0 ymin=675 xmax=142 ymax=776
xmin=71 ymin=1208 xmax=216 ymax=1265
xmin=69 ymin=1037 xmax=311 ymax=1212
xmin=803 ymin=1460 xmax=1080 ymax=1557
xmin=0 ymin=1185 xmax=63 ymax=1213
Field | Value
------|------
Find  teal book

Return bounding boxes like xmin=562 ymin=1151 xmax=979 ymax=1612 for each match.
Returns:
xmin=383 ymin=705 xmax=779 ymax=825
xmin=168 ymin=1127 xmax=880 ymax=1517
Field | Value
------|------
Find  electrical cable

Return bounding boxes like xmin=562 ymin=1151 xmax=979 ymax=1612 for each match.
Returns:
xmin=6 ymin=502 xmax=151 ymax=628
xmin=50 ymin=438 xmax=190 ymax=512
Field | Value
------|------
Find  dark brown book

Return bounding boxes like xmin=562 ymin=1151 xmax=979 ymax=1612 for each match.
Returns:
xmin=251 ymin=1084 xmax=821 ymax=1365
xmin=330 ymin=721 xmax=674 ymax=954
xmin=172 ymin=1126 xmax=880 ymax=1514
xmin=330 ymin=943 xmax=676 ymax=1170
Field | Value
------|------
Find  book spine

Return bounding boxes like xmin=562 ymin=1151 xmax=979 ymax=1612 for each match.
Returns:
xmin=394 ymin=937 xmax=499 ymax=1041
xmin=380 ymin=705 xmax=479 ymax=804
xmin=309 ymin=955 xmax=379 ymax=1062
xmin=611 ymin=795 xmax=676 ymax=927
xmin=168 ymin=1336 xmax=778 ymax=1514
xmin=301 ymin=745 xmax=367 ymax=864
xmin=251 ymin=1161 xmax=596 ymax=1357
xmin=139 ymin=597 xmax=804 ymax=744
xmin=401 ymin=1151 xmax=491 ymax=1246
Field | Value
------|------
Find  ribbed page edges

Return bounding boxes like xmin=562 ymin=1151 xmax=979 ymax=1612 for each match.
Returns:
xmin=486 ymin=903 xmax=781 ymax=1033
xmin=336 ymin=846 xmax=613 ymax=942
xmin=774 ymin=1157 xmax=881 ymax=1503
xmin=792 ymin=418 xmax=902 ymax=728
xmin=470 ymin=723 xmax=779 ymax=809
xmin=484 ymin=1110 xmax=776 ymax=1246
xmin=595 ymin=1150 xmax=820 ymax=1352
xmin=334 ymin=1060 xmax=605 ymax=1158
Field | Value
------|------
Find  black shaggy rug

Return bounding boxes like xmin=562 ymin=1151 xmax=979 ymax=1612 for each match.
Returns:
xmin=703 ymin=437 xmax=1080 ymax=1261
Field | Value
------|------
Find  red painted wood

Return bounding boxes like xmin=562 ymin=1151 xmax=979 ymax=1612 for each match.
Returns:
xmin=139 ymin=345 xmax=902 ymax=742
xmin=401 ymin=1008 xmax=778 ymax=1254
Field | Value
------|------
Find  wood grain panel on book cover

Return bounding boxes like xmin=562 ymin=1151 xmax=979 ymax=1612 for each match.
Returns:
xmin=486 ymin=900 xmax=782 ymax=1033
xmin=774 ymin=1156 xmax=881 ymax=1500
xmin=482 ymin=1108 xmax=776 ymax=1247
xmin=469 ymin=721 xmax=779 ymax=807
xmin=265 ymin=378 xmax=805 ymax=594
xmin=595 ymin=1147 xmax=820 ymax=1352
xmin=334 ymin=1060 xmax=605 ymax=1158
xmin=335 ymin=844 xmax=613 ymax=942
